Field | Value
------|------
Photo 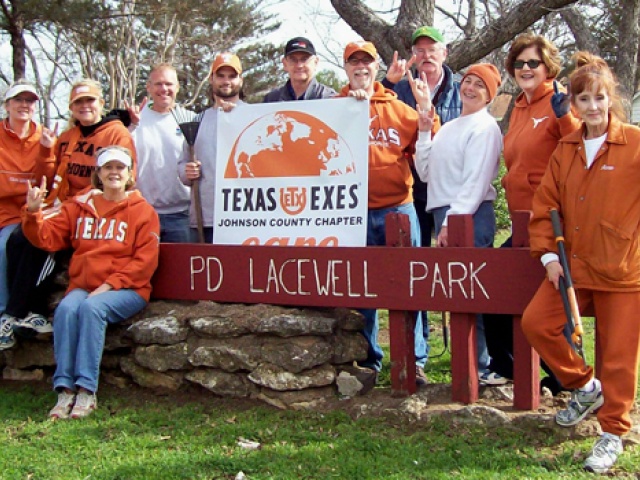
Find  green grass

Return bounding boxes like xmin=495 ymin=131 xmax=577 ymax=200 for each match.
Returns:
xmin=0 ymin=314 xmax=637 ymax=478
xmin=0 ymin=380 xmax=632 ymax=479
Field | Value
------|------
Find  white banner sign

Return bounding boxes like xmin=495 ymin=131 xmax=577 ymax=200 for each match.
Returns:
xmin=214 ymin=98 xmax=369 ymax=247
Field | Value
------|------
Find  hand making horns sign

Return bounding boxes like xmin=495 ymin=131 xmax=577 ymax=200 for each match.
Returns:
xmin=385 ymin=50 xmax=417 ymax=84
xmin=407 ymin=71 xmax=435 ymax=132
xmin=124 ymin=96 xmax=149 ymax=126
xmin=40 ymin=122 xmax=59 ymax=149
xmin=26 ymin=176 xmax=48 ymax=213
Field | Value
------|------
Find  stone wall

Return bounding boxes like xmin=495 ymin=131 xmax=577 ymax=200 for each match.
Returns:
xmin=0 ymin=300 xmax=370 ymax=409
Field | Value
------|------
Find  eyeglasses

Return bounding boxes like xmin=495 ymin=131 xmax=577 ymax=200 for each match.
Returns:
xmin=513 ymin=59 xmax=543 ymax=70
xmin=346 ymin=56 xmax=375 ymax=66
xmin=412 ymin=47 xmax=442 ymax=56
xmin=11 ymin=96 xmax=38 ymax=105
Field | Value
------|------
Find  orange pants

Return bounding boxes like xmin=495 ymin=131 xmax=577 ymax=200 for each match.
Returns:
xmin=522 ymin=280 xmax=640 ymax=435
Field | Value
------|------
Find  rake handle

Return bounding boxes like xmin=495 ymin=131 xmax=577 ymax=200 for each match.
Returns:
xmin=189 ymin=146 xmax=205 ymax=244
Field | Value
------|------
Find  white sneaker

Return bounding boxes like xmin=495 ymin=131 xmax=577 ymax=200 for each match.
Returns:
xmin=15 ymin=312 xmax=53 ymax=334
xmin=0 ymin=314 xmax=16 ymax=350
xmin=556 ymin=378 xmax=603 ymax=427
xmin=70 ymin=391 xmax=97 ymax=419
xmin=49 ymin=392 xmax=76 ymax=420
xmin=584 ymin=433 xmax=623 ymax=473
xmin=478 ymin=369 xmax=509 ymax=386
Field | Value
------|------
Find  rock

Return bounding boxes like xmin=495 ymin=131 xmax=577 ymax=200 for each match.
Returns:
xmin=336 ymin=370 xmax=364 ymax=397
xmin=331 ymin=331 xmax=368 ymax=364
xmin=248 ymin=363 xmax=335 ymax=391
xmin=3 ymin=367 xmax=44 ymax=381
xmin=261 ymin=336 xmax=332 ymax=373
xmin=102 ymin=371 xmax=131 ymax=389
xmin=135 ymin=343 xmax=191 ymax=372
xmin=101 ymin=352 xmax=124 ymax=370
xmin=398 ymin=395 xmax=429 ymax=420
xmin=104 ymin=325 xmax=134 ymax=351
xmin=255 ymin=386 xmax=334 ymax=410
xmin=254 ymin=310 xmax=337 ymax=337
xmin=480 ymin=384 xmax=514 ymax=402
xmin=126 ymin=316 xmax=189 ymax=345
xmin=120 ymin=357 xmax=182 ymax=390
xmin=189 ymin=337 xmax=262 ymax=371
xmin=445 ymin=405 xmax=512 ymax=427
xmin=333 ymin=308 xmax=365 ymax=331
xmin=5 ymin=342 xmax=55 ymax=369
xmin=186 ymin=368 xmax=258 ymax=397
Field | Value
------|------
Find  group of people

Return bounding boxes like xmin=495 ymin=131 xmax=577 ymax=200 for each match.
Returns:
xmin=0 ymin=24 xmax=638 ymax=474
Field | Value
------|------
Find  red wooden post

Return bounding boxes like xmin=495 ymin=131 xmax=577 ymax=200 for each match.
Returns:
xmin=511 ymin=211 xmax=540 ymax=410
xmin=386 ymin=212 xmax=417 ymax=396
xmin=447 ymin=215 xmax=478 ymax=404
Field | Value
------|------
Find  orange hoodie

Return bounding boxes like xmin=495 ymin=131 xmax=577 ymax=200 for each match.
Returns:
xmin=0 ymin=120 xmax=56 ymax=228
xmin=339 ymin=82 xmax=423 ymax=209
xmin=502 ymin=79 xmax=581 ymax=215
xmin=47 ymin=117 xmax=136 ymax=205
xmin=22 ymin=189 xmax=159 ymax=301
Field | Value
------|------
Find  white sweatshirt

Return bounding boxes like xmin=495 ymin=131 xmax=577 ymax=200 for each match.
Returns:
xmin=133 ymin=107 xmax=191 ymax=215
xmin=414 ymin=107 xmax=502 ymax=226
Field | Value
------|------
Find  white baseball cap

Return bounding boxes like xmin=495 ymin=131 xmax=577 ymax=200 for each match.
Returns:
xmin=96 ymin=147 xmax=132 ymax=168
xmin=4 ymin=84 xmax=40 ymax=102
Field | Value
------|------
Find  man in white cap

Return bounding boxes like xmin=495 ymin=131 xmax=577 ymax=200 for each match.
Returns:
xmin=263 ymin=37 xmax=335 ymax=102
xmin=178 ymin=52 xmax=244 ymax=243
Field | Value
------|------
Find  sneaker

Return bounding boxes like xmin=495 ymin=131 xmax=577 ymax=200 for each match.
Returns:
xmin=556 ymin=378 xmax=603 ymax=427
xmin=49 ymin=392 xmax=76 ymax=420
xmin=15 ymin=312 xmax=53 ymax=334
xmin=415 ymin=366 xmax=428 ymax=386
xmin=583 ymin=433 xmax=623 ymax=473
xmin=479 ymin=369 xmax=508 ymax=386
xmin=0 ymin=314 xmax=17 ymax=350
xmin=70 ymin=391 xmax=97 ymax=419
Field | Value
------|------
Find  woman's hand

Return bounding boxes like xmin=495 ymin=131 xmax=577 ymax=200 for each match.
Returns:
xmin=436 ymin=226 xmax=448 ymax=247
xmin=545 ymin=260 xmax=564 ymax=290
xmin=26 ymin=176 xmax=48 ymax=212
xmin=40 ymin=122 xmax=58 ymax=148
xmin=417 ymin=104 xmax=435 ymax=132
xmin=407 ymin=70 xmax=432 ymax=113
xmin=88 ymin=283 xmax=113 ymax=297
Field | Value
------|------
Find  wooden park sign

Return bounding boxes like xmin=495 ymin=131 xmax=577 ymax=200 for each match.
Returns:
xmin=152 ymin=212 xmax=546 ymax=410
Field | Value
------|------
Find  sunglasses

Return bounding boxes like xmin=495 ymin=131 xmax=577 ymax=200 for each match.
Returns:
xmin=513 ymin=59 xmax=543 ymax=70
xmin=346 ymin=56 xmax=375 ymax=66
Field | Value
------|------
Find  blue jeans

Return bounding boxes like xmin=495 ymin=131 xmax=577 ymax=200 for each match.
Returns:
xmin=190 ymin=227 xmax=213 ymax=244
xmin=431 ymin=201 xmax=495 ymax=370
xmin=53 ymin=288 xmax=147 ymax=393
xmin=359 ymin=202 xmax=427 ymax=371
xmin=159 ymin=211 xmax=191 ymax=243
xmin=0 ymin=222 xmax=19 ymax=313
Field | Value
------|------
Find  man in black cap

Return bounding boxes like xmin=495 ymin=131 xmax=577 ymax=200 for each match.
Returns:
xmin=263 ymin=36 xmax=336 ymax=102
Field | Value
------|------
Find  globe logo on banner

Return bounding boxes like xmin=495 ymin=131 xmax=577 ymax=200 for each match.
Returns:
xmin=224 ymin=111 xmax=356 ymax=179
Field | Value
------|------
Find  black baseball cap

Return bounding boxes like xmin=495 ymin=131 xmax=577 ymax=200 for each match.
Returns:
xmin=285 ymin=37 xmax=316 ymax=56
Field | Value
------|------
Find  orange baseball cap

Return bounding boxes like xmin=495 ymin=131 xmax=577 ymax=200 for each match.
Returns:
xmin=211 ymin=52 xmax=242 ymax=75
xmin=343 ymin=41 xmax=378 ymax=63
xmin=69 ymin=83 xmax=102 ymax=106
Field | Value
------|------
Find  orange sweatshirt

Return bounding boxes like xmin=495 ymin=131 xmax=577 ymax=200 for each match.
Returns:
xmin=0 ymin=120 xmax=56 ymax=228
xmin=502 ymin=80 xmax=581 ymax=214
xmin=22 ymin=189 xmax=160 ymax=301
xmin=339 ymin=82 xmax=423 ymax=209
xmin=529 ymin=116 xmax=640 ymax=291
xmin=48 ymin=116 xmax=136 ymax=205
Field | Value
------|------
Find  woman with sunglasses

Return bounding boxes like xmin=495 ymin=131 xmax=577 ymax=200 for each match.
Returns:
xmin=0 ymin=81 xmax=56 ymax=333
xmin=482 ymin=34 xmax=581 ymax=393
xmin=23 ymin=146 xmax=159 ymax=419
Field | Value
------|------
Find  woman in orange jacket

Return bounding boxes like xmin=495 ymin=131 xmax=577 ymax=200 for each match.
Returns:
xmin=24 ymin=145 xmax=159 ymax=419
xmin=482 ymin=34 xmax=581 ymax=393
xmin=0 ymin=79 xmax=137 ymax=349
xmin=522 ymin=52 xmax=640 ymax=474
xmin=0 ymin=80 xmax=56 ymax=338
